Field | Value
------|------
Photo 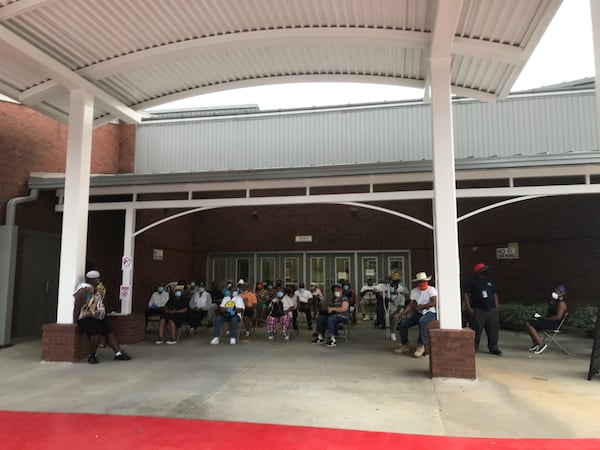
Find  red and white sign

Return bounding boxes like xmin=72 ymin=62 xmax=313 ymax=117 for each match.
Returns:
xmin=121 ymin=256 xmax=133 ymax=271
xmin=119 ymin=285 xmax=130 ymax=301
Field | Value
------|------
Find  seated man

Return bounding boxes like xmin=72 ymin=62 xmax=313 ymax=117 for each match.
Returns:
xmin=312 ymin=284 xmax=350 ymax=347
xmin=210 ymin=288 xmax=245 ymax=345
xmin=394 ymin=272 xmax=437 ymax=358
xmin=156 ymin=285 xmax=188 ymax=344
xmin=239 ymin=282 xmax=257 ymax=337
xmin=73 ymin=270 xmax=131 ymax=364
xmin=187 ymin=281 xmax=214 ymax=333
xmin=525 ymin=285 xmax=567 ymax=354
xmin=146 ymin=285 xmax=169 ymax=327
xmin=388 ymin=282 xmax=408 ymax=341
xmin=267 ymin=288 xmax=295 ymax=340
xmin=359 ymin=278 xmax=377 ymax=321
xmin=293 ymin=282 xmax=313 ymax=330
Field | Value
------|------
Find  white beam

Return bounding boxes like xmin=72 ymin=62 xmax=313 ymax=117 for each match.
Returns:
xmin=0 ymin=25 xmax=143 ymax=123
xmin=56 ymin=90 xmax=94 ymax=324
xmin=120 ymin=208 xmax=135 ymax=314
xmin=0 ymin=0 xmax=58 ymax=20
xmin=430 ymin=0 xmax=463 ymax=58
xmin=452 ymin=36 xmax=524 ymax=65
xmin=590 ymin=0 xmax=600 ymax=146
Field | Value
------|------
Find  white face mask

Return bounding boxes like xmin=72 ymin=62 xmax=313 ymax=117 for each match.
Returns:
xmin=334 ymin=291 xmax=342 ymax=298
xmin=551 ymin=292 xmax=559 ymax=300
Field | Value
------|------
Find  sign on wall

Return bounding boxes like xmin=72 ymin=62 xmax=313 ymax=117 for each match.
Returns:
xmin=119 ymin=285 xmax=130 ymax=301
xmin=295 ymin=235 xmax=313 ymax=243
xmin=496 ymin=242 xmax=519 ymax=260
xmin=121 ymin=256 xmax=133 ymax=271
xmin=153 ymin=249 xmax=164 ymax=260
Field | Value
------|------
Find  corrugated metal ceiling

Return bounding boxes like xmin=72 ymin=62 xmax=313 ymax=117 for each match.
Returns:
xmin=0 ymin=0 xmax=561 ymax=124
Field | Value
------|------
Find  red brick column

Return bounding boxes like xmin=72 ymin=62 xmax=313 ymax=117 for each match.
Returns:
xmin=41 ymin=324 xmax=88 ymax=362
xmin=427 ymin=322 xmax=476 ymax=379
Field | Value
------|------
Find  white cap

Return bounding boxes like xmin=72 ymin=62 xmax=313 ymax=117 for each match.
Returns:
xmin=85 ymin=270 xmax=100 ymax=279
xmin=237 ymin=279 xmax=245 ymax=286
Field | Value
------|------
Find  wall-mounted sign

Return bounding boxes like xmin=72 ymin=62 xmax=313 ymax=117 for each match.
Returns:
xmin=365 ymin=269 xmax=375 ymax=277
xmin=295 ymin=235 xmax=313 ymax=243
xmin=119 ymin=285 xmax=130 ymax=301
xmin=496 ymin=242 xmax=519 ymax=260
xmin=153 ymin=249 xmax=164 ymax=260
xmin=121 ymin=256 xmax=133 ymax=271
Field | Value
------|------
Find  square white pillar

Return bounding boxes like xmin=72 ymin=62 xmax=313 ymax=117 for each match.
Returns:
xmin=56 ymin=90 xmax=94 ymax=324
xmin=120 ymin=207 xmax=136 ymax=314
xmin=430 ymin=56 xmax=462 ymax=330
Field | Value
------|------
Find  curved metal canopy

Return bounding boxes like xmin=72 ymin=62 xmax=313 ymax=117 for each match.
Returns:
xmin=0 ymin=0 xmax=561 ymax=125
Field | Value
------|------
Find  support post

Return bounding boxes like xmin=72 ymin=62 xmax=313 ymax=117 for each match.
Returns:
xmin=55 ymin=90 xmax=94 ymax=324
xmin=120 ymin=207 xmax=136 ymax=314
xmin=0 ymin=226 xmax=18 ymax=345
xmin=590 ymin=0 xmax=600 ymax=145
xmin=429 ymin=56 xmax=462 ymax=330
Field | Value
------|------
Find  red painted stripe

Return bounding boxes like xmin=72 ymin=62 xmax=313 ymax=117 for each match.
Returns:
xmin=1 ymin=411 xmax=599 ymax=450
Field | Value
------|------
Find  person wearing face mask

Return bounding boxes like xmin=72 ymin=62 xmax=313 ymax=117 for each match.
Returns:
xmin=394 ymin=272 xmax=438 ymax=357
xmin=388 ymin=282 xmax=408 ymax=341
xmin=266 ymin=287 xmax=295 ymax=340
xmin=293 ymin=282 xmax=313 ymax=330
xmin=525 ymin=286 xmax=568 ymax=354
xmin=463 ymin=263 xmax=502 ymax=356
xmin=210 ymin=287 xmax=245 ymax=345
xmin=187 ymin=281 xmax=214 ymax=333
xmin=239 ymin=281 xmax=258 ymax=337
xmin=312 ymin=284 xmax=350 ymax=347
xmin=146 ymin=285 xmax=169 ymax=327
xmin=340 ymin=280 xmax=357 ymax=324
xmin=359 ymin=278 xmax=377 ymax=321
xmin=156 ymin=285 xmax=189 ymax=344
xmin=74 ymin=270 xmax=131 ymax=364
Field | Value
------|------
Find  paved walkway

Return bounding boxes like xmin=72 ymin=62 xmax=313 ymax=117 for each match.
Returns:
xmin=1 ymin=322 xmax=599 ymax=448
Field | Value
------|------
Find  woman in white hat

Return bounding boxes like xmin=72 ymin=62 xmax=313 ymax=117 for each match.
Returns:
xmin=393 ymin=272 xmax=438 ymax=358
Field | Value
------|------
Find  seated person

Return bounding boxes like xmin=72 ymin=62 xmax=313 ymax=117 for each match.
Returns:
xmin=74 ymin=270 xmax=131 ymax=364
xmin=312 ymin=284 xmax=350 ymax=347
xmin=388 ymin=282 xmax=408 ymax=341
xmin=146 ymin=285 xmax=169 ymax=327
xmin=309 ymin=283 xmax=324 ymax=320
xmin=293 ymin=282 xmax=313 ymax=330
xmin=210 ymin=289 xmax=245 ymax=345
xmin=359 ymin=278 xmax=377 ymax=321
xmin=341 ymin=280 xmax=357 ymax=324
xmin=267 ymin=287 xmax=295 ymax=340
xmin=394 ymin=272 xmax=437 ymax=358
xmin=156 ymin=285 xmax=188 ymax=344
xmin=525 ymin=285 xmax=567 ymax=354
xmin=239 ymin=282 xmax=258 ymax=337
xmin=187 ymin=281 xmax=214 ymax=333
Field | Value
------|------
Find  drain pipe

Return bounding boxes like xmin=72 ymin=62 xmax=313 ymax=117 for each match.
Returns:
xmin=0 ymin=188 xmax=39 ymax=346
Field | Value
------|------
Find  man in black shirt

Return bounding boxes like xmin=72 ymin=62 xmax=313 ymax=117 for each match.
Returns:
xmin=156 ymin=285 xmax=189 ymax=344
xmin=463 ymin=263 xmax=502 ymax=355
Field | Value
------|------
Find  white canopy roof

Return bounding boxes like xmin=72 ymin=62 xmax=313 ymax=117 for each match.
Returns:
xmin=0 ymin=0 xmax=561 ymax=125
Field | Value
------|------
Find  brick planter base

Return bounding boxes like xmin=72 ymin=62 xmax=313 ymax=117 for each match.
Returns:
xmin=41 ymin=314 xmax=145 ymax=362
xmin=427 ymin=326 xmax=476 ymax=379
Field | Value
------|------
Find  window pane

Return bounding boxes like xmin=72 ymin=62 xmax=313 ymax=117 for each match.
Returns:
xmin=284 ymin=257 xmax=299 ymax=286
xmin=213 ymin=258 xmax=227 ymax=287
xmin=362 ymin=257 xmax=378 ymax=284
xmin=261 ymin=258 xmax=275 ymax=283
xmin=335 ymin=257 xmax=350 ymax=283
xmin=310 ymin=257 xmax=325 ymax=291
xmin=388 ymin=257 xmax=405 ymax=283
xmin=236 ymin=259 xmax=250 ymax=282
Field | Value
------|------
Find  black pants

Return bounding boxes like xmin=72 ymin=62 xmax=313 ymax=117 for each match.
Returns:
xmin=375 ymin=296 xmax=387 ymax=328
xmin=292 ymin=303 xmax=312 ymax=329
xmin=187 ymin=309 xmax=208 ymax=329
xmin=470 ymin=307 xmax=500 ymax=351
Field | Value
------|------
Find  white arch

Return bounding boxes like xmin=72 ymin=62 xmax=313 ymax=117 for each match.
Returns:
xmin=133 ymin=207 xmax=216 ymax=237
xmin=336 ymin=201 xmax=434 ymax=230
xmin=457 ymin=195 xmax=545 ymax=222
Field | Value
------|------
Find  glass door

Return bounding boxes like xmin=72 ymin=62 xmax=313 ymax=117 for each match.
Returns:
xmin=360 ymin=255 xmax=379 ymax=288
xmin=258 ymin=255 xmax=278 ymax=284
xmin=308 ymin=255 xmax=326 ymax=293
xmin=282 ymin=254 xmax=303 ymax=289
xmin=328 ymin=253 xmax=354 ymax=289
xmin=387 ymin=255 xmax=407 ymax=287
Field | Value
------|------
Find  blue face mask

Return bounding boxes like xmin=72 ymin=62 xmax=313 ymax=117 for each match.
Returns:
xmin=199 ymin=287 xmax=205 ymax=293
xmin=232 ymin=291 xmax=239 ymax=297
xmin=343 ymin=285 xmax=349 ymax=291
xmin=174 ymin=291 xmax=182 ymax=297
xmin=85 ymin=292 xmax=92 ymax=301
xmin=267 ymin=285 xmax=273 ymax=290
xmin=223 ymin=289 xmax=231 ymax=297
xmin=190 ymin=282 xmax=196 ymax=287
xmin=276 ymin=291 xmax=284 ymax=298
xmin=390 ymin=287 xmax=396 ymax=293
xmin=158 ymin=287 xmax=164 ymax=293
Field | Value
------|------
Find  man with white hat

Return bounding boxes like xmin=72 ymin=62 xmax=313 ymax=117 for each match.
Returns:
xmin=463 ymin=263 xmax=502 ymax=355
xmin=394 ymin=271 xmax=438 ymax=358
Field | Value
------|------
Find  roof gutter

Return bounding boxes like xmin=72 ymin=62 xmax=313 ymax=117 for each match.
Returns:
xmin=5 ymin=189 xmax=38 ymax=226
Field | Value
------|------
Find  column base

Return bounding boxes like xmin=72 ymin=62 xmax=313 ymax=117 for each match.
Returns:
xmin=105 ymin=313 xmax=145 ymax=345
xmin=427 ymin=325 xmax=476 ymax=379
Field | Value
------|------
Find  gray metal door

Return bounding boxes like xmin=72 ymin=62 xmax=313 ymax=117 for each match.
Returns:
xmin=16 ymin=231 xmax=60 ymax=337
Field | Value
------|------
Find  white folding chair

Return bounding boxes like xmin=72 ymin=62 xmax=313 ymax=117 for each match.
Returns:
xmin=542 ymin=312 xmax=569 ymax=355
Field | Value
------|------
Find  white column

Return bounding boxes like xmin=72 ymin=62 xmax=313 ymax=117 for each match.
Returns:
xmin=56 ymin=90 xmax=94 ymax=324
xmin=591 ymin=0 xmax=600 ymax=145
xmin=120 ymin=207 xmax=136 ymax=314
xmin=430 ymin=56 xmax=462 ymax=330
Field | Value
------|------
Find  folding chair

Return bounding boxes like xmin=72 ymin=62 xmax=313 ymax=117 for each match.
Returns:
xmin=176 ymin=322 xmax=190 ymax=341
xmin=542 ymin=312 xmax=569 ymax=355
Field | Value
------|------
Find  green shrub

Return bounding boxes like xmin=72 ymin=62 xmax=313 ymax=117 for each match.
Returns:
xmin=498 ymin=303 xmax=547 ymax=330
xmin=570 ymin=305 xmax=599 ymax=337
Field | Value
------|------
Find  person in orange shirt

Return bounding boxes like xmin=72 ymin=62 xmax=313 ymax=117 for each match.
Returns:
xmin=239 ymin=280 xmax=258 ymax=337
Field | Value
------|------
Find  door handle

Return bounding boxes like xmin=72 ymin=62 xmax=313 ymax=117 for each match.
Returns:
xmin=44 ymin=280 xmax=49 ymax=296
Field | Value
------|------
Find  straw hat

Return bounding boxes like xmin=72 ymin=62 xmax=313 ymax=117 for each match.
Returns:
xmin=412 ymin=272 xmax=432 ymax=282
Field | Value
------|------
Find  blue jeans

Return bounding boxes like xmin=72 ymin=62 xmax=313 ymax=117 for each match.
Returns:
xmin=316 ymin=314 xmax=348 ymax=337
xmin=213 ymin=314 xmax=240 ymax=338
xmin=399 ymin=311 xmax=437 ymax=345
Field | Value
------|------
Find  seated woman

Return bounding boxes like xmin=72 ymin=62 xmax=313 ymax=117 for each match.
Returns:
xmin=156 ymin=285 xmax=188 ymax=344
xmin=312 ymin=284 xmax=350 ymax=347
xmin=267 ymin=287 xmax=294 ymax=340
xmin=525 ymin=285 xmax=567 ymax=354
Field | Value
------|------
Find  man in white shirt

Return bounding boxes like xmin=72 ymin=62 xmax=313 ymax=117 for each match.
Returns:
xmin=359 ymin=278 xmax=377 ymax=321
xmin=188 ymin=281 xmax=215 ymax=333
xmin=146 ymin=285 xmax=169 ymax=327
xmin=292 ymin=282 xmax=313 ymax=330
xmin=210 ymin=288 xmax=245 ymax=345
xmin=394 ymin=272 xmax=438 ymax=358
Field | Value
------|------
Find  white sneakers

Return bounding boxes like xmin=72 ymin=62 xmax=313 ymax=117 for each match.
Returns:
xmin=230 ymin=338 xmax=237 ymax=345
xmin=390 ymin=333 xmax=397 ymax=341
xmin=210 ymin=337 xmax=219 ymax=345
xmin=362 ymin=315 xmax=370 ymax=321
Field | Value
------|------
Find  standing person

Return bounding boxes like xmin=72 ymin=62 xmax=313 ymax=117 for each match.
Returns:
xmin=525 ymin=285 xmax=568 ymax=354
xmin=293 ymin=282 xmax=313 ymax=330
xmin=210 ymin=288 xmax=245 ymax=345
xmin=239 ymin=281 xmax=257 ymax=337
xmin=73 ymin=270 xmax=131 ymax=364
xmin=394 ymin=272 xmax=437 ymax=358
xmin=463 ymin=263 xmax=502 ymax=356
